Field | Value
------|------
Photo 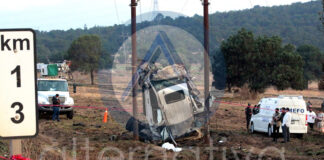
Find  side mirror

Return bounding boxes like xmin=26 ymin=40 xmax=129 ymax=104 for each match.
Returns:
xmin=73 ymin=83 xmax=77 ymax=93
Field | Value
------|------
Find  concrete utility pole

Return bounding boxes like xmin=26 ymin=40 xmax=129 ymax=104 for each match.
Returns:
xmin=203 ymin=0 xmax=210 ymax=144
xmin=131 ymin=0 xmax=139 ymax=140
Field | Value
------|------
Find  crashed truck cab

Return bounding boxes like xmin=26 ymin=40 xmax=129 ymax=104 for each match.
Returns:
xmin=126 ymin=64 xmax=207 ymax=141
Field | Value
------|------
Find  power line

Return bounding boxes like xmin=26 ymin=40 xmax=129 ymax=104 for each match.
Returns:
xmin=113 ymin=0 xmax=120 ymax=24
xmin=153 ymin=0 xmax=159 ymax=12
xmin=181 ymin=0 xmax=189 ymax=12
xmin=248 ymin=0 xmax=254 ymax=8
xmin=139 ymin=0 xmax=143 ymax=23
xmin=264 ymin=0 xmax=269 ymax=6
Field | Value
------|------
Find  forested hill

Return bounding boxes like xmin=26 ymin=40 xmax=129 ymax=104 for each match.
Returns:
xmin=36 ymin=0 xmax=324 ymax=63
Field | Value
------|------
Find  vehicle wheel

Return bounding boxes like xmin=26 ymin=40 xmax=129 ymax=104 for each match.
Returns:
xmin=296 ymin=134 xmax=303 ymax=139
xmin=250 ymin=123 xmax=254 ymax=133
xmin=126 ymin=117 xmax=135 ymax=131
xmin=267 ymin=125 xmax=272 ymax=137
xmin=67 ymin=111 xmax=74 ymax=119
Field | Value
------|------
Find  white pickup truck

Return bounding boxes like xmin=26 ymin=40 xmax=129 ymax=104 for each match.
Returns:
xmin=37 ymin=78 xmax=74 ymax=119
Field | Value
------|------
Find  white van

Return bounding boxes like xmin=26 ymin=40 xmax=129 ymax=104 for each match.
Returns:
xmin=250 ymin=95 xmax=307 ymax=137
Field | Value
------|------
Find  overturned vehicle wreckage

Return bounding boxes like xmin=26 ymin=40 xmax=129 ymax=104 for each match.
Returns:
xmin=126 ymin=63 xmax=212 ymax=142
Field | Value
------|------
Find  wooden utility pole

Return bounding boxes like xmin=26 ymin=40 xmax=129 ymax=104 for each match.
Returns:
xmin=321 ymin=0 xmax=324 ymax=28
xmin=203 ymin=0 xmax=210 ymax=144
xmin=131 ymin=0 xmax=139 ymax=141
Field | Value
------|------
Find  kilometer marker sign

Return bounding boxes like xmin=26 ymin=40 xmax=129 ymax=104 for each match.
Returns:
xmin=0 ymin=29 xmax=38 ymax=138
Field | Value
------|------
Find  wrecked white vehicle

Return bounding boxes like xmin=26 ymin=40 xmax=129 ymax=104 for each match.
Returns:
xmin=126 ymin=63 xmax=210 ymax=142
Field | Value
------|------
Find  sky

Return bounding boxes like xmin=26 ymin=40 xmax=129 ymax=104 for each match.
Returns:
xmin=0 ymin=0 xmax=312 ymax=31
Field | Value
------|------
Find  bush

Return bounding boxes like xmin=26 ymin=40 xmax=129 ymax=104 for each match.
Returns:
xmin=319 ymin=78 xmax=324 ymax=90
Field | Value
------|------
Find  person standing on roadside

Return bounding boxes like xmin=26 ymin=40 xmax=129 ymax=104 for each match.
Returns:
xmin=272 ymin=108 xmax=281 ymax=142
xmin=52 ymin=94 xmax=61 ymax=122
xmin=245 ymin=103 xmax=252 ymax=131
xmin=282 ymin=108 xmax=292 ymax=143
xmin=279 ymin=107 xmax=286 ymax=124
xmin=307 ymin=101 xmax=312 ymax=110
xmin=279 ymin=107 xmax=286 ymax=141
xmin=307 ymin=108 xmax=317 ymax=131
xmin=317 ymin=110 xmax=324 ymax=133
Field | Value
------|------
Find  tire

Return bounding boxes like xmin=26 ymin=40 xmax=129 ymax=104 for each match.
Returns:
xmin=126 ymin=117 xmax=135 ymax=131
xmin=67 ymin=111 xmax=74 ymax=119
xmin=296 ymin=134 xmax=304 ymax=139
xmin=250 ymin=122 xmax=255 ymax=133
xmin=267 ymin=125 xmax=272 ymax=137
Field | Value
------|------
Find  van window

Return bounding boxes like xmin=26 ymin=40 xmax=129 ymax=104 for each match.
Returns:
xmin=165 ymin=90 xmax=185 ymax=104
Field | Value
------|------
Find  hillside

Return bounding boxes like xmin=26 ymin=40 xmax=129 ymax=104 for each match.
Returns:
xmin=36 ymin=0 xmax=324 ymax=64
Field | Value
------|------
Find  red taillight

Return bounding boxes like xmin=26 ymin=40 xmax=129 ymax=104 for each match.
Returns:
xmin=305 ymin=115 xmax=308 ymax=126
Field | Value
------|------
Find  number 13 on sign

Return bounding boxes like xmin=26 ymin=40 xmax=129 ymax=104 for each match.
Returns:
xmin=0 ymin=29 xmax=38 ymax=139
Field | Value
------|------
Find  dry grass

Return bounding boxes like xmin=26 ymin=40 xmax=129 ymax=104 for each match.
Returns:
xmin=2 ymin=71 xmax=324 ymax=159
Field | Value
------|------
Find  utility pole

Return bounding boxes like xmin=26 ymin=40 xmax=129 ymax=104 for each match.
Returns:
xmin=153 ymin=0 xmax=159 ymax=12
xmin=131 ymin=0 xmax=139 ymax=141
xmin=321 ymin=0 xmax=324 ymax=28
xmin=203 ymin=0 xmax=210 ymax=144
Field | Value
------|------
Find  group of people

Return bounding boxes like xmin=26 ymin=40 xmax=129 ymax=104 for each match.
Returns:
xmin=306 ymin=101 xmax=324 ymax=133
xmin=245 ymin=100 xmax=324 ymax=143
xmin=244 ymin=103 xmax=261 ymax=131
xmin=271 ymin=107 xmax=292 ymax=143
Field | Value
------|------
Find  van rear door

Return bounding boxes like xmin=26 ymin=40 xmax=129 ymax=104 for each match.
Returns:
xmin=289 ymin=98 xmax=307 ymax=133
xmin=278 ymin=96 xmax=307 ymax=134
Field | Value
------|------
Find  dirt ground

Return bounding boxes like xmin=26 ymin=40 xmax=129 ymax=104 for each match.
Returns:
xmin=1 ymin=71 xmax=324 ymax=160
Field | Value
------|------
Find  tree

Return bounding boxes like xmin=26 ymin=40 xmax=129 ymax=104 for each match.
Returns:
xmin=271 ymin=49 xmax=304 ymax=90
xmin=218 ymin=28 xmax=305 ymax=93
xmin=221 ymin=28 xmax=255 ymax=91
xmin=67 ymin=35 xmax=102 ymax=85
xmin=210 ymin=50 xmax=226 ymax=90
xmin=99 ymin=50 xmax=113 ymax=69
xmin=36 ymin=1 xmax=324 ymax=64
xmin=296 ymin=45 xmax=324 ymax=85
xmin=248 ymin=36 xmax=283 ymax=92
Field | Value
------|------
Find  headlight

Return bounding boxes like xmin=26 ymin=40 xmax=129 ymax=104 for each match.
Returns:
xmin=38 ymin=97 xmax=49 ymax=105
xmin=65 ymin=97 xmax=74 ymax=105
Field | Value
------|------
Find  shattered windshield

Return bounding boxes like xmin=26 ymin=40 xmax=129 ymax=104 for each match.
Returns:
xmin=37 ymin=80 xmax=68 ymax=92
xmin=151 ymin=78 xmax=186 ymax=91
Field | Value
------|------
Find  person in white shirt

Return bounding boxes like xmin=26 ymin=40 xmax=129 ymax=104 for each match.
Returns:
xmin=307 ymin=108 xmax=317 ymax=131
xmin=282 ymin=108 xmax=292 ymax=143
xmin=317 ymin=110 xmax=324 ymax=133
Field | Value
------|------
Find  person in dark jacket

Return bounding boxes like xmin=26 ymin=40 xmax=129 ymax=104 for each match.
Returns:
xmin=272 ymin=108 xmax=281 ymax=142
xmin=307 ymin=101 xmax=312 ymax=110
xmin=253 ymin=105 xmax=258 ymax=115
xmin=279 ymin=107 xmax=286 ymax=123
xmin=52 ymin=94 xmax=61 ymax=121
xmin=245 ymin=103 xmax=252 ymax=131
